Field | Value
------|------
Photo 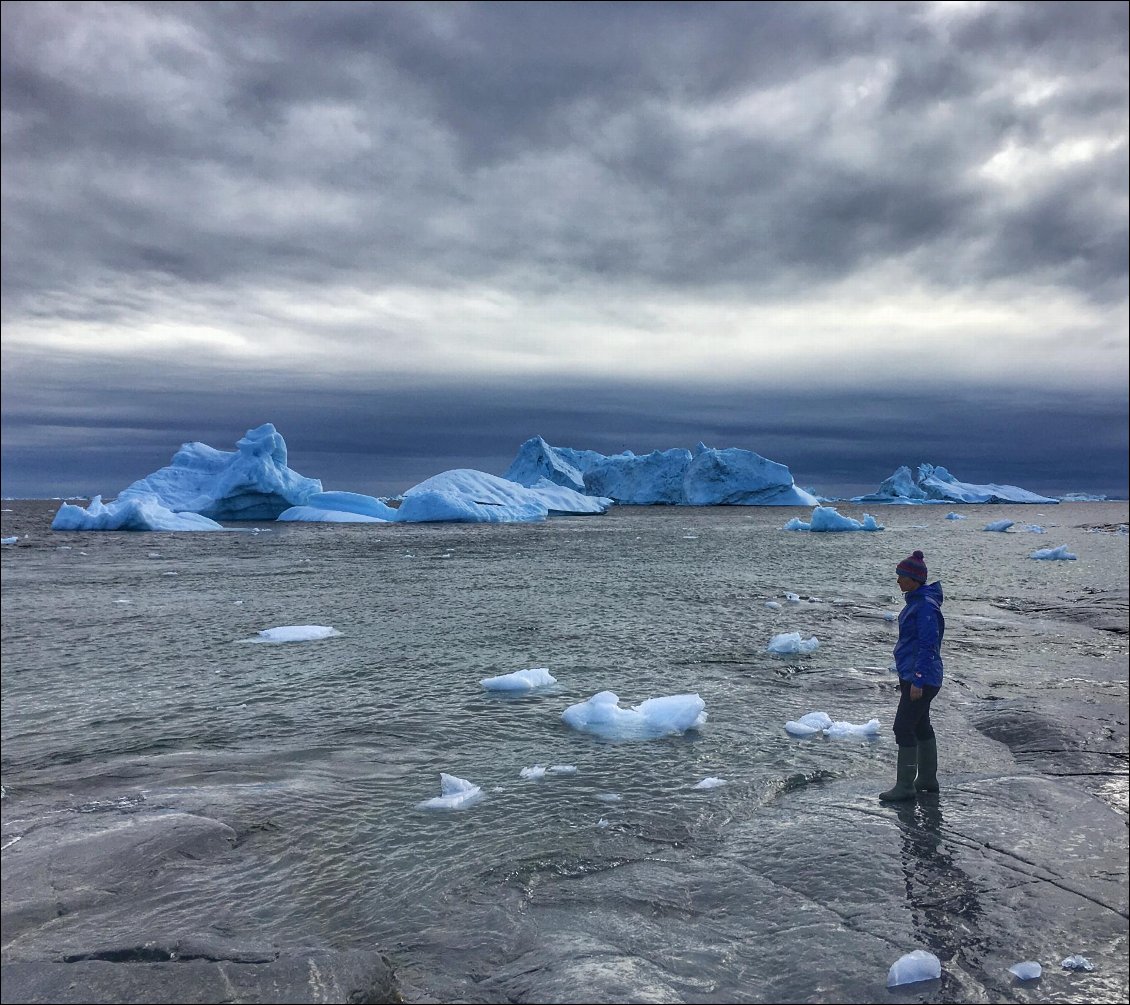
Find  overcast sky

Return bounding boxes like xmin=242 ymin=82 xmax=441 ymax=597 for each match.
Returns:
xmin=2 ymin=1 xmax=1127 ymax=500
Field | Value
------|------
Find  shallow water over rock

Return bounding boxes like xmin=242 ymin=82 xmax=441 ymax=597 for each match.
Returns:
xmin=2 ymin=500 xmax=1127 ymax=1003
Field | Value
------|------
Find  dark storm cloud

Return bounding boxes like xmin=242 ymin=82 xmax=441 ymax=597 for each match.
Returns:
xmin=3 ymin=350 xmax=1126 ymax=501
xmin=2 ymin=0 xmax=1126 ymax=313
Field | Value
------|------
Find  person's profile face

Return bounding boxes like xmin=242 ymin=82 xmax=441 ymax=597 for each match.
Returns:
xmin=896 ymin=574 xmax=920 ymax=593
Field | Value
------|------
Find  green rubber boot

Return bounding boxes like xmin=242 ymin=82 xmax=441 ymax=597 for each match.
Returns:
xmin=915 ymin=737 xmax=939 ymax=793
xmin=879 ymin=746 xmax=919 ymax=802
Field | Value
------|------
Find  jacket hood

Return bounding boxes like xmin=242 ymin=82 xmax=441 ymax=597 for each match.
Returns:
xmin=908 ymin=581 xmax=943 ymax=606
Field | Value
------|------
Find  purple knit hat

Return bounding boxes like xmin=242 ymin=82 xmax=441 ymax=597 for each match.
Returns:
xmin=896 ymin=550 xmax=928 ymax=583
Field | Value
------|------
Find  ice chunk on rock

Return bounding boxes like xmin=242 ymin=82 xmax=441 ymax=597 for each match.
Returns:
xmin=1009 ymin=961 xmax=1042 ymax=980
xmin=1060 ymin=955 xmax=1094 ymax=971
xmin=887 ymin=950 xmax=941 ymax=987
xmin=767 ymin=632 xmax=820 ymax=654
xmin=1030 ymin=545 xmax=1077 ymax=561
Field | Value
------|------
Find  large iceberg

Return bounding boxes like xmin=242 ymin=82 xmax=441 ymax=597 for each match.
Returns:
xmin=394 ymin=469 xmax=611 ymax=523
xmin=503 ymin=437 xmax=819 ymax=506
xmin=855 ymin=463 xmax=1058 ymax=505
xmin=278 ymin=491 xmax=398 ymax=523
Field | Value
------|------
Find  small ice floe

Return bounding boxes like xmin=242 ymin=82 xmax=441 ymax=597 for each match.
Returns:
xmin=883 ymin=612 xmax=897 ymax=622
xmin=1060 ymin=955 xmax=1094 ymax=971
xmin=767 ymin=632 xmax=820 ymax=655
xmin=417 ymin=773 xmax=483 ymax=811
xmin=597 ymin=792 xmax=622 ymax=803
xmin=520 ymin=764 xmax=577 ymax=779
xmin=247 ymin=625 xmax=341 ymax=643
xmin=1009 ymin=961 xmax=1042 ymax=980
xmin=784 ymin=506 xmax=883 ymax=532
xmin=887 ymin=950 xmax=941 ymax=987
xmin=694 ymin=777 xmax=727 ymax=789
xmin=1 ymin=536 xmax=18 ymax=545
xmin=480 ymin=667 xmax=557 ymax=691
xmin=983 ymin=519 xmax=1015 ymax=532
xmin=596 ymin=817 xmax=610 ymax=828
xmin=786 ymin=592 xmax=802 ymax=603
xmin=1018 ymin=523 xmax=1046 ymax=533
xmin=765 ymin=601 xmax=782 ymax=610
xmin=561 ymin=691 xmax=706 ymax=739
xmin=784 ymin=711 xmax=880 ymax=739
xmin=945 ymin=512 xmax=966 ymax=520
xmin=1030 ymin=545 xmax=1077 ymax=561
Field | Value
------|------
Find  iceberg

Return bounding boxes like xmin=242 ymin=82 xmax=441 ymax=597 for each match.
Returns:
xmin=503 ymin=437 xmax=818 ymax=506
xmin=855 ymin=463 xmax=1058 ymax=505
xmin=783 ymin=506 xmax=883 ymax=532
xmin=561 ymin=690 xmax=707 ymax=739
xmin=767 ymin=632 xmax=820 ymax=654
xmin=394 ymin=469 xmax=611 ymax=523
xmin=887 ymin=950 xmax=942 ymax=987
xmin=480 ymin=667 xmax=558 ymax=692
xmin=416 ymin=773 xmax=483 ymax=811
xmin=278 ymin=491 xmax=398 ymax=523
xmin=1030 ymin=545 xmax=1077 ymax=560
xmin=117 ymin=423 xmax=323 ymax=520
xmin=51 ymin=494 xmax=226 ymax=532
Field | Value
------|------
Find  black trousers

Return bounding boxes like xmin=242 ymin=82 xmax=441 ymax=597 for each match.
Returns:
xmin=893 ymin=679 xmax=941 ymax=748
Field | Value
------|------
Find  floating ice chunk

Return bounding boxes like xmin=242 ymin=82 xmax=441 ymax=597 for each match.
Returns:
xmin=523 ymin=764 xmax=576 ymax=778
xmin=765 ymin=601 xmax=782 ymax=610
xmin=250 ymin=625 xmax=341 ymax=643
xmin=983 ymin=519 xmax=1015 ymax=532
xmin=767 ymin=632 xmax=820 ymax=654
xmin=785 ymin=592 xmax=801 ymax=603
xmin=480 ymin=667 xmax=557 ymax=691
xmin=597 ymin=817 xmax=610 ymax=828
xmin=1030 ymin=545 xmax=1077 ymax=561
xmin=521 ymin=765 xmax=547 ymax=780
xmin=1018 ymin=523 xmax=1046 ymax=533
xmin=883 ymin=612 xmax=897 ymax=622
xmin=945 ymin=512 xmax=966 ymax=520
xmin=1 ymin=536 xmax=17 ymax=545
xmin=597 ymin=792 xmax=622 ymax=803
xmin=694 ymin=777 xmax=728 ymax=789
xmin=561 ymin=690 xmax=707 ymax=739
xmin=547 ymin=764 xmax=577 ymax=774
xmin=784 ymin=506 xmax=883 ymax=532
xmin=1009 ymin=961 xmax=1042 ymax=980
xmin=824 ymin=718 xmax=881 ymax=739
xmin=887 ymin=950 xmax=941 ymax=987
xmin=1060 ymin=955 xmax=1094 ymax=971
xmin=417 ymin=772 xmax=483 ymax=811
xmin=785 ymin=711 xmax=878 ymax=739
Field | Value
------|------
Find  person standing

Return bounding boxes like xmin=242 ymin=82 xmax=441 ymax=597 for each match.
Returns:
xmin=880 ymin=550 xmax=944 ymax=802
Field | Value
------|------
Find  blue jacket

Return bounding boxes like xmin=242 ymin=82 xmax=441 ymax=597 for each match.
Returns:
xmin=894 ymin=581 xmax=944 ymax=688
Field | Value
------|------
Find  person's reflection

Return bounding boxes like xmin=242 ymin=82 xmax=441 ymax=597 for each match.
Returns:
xmin=895 ymin=797 xmax=984 ymax=965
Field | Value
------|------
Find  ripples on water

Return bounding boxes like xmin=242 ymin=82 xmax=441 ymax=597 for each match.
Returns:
xmin=2 ymin=500 xmax=1127 ymax=1003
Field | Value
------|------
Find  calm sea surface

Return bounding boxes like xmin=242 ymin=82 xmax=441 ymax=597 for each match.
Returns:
xmin=2 ymin=500 xmax=1127 ymax=1003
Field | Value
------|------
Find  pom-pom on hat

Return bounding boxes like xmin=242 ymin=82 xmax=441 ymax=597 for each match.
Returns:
xmin=897 ymin=551 xmax=928 ymax=583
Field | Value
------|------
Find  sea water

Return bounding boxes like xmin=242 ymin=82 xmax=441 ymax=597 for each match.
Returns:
xmin=2 ymin=500 xmax=1127 ymax=1003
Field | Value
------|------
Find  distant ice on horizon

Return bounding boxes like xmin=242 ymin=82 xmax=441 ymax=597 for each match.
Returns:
xmin=783 ymin=506 xmax=883 ymax=532
xmin=856 ymin=463 xmax=1058 ymax=505
xmin=504 ymin=436 xmax=819 ymax=506
xmin=561 ymin=690 xmax=707 ymax=739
